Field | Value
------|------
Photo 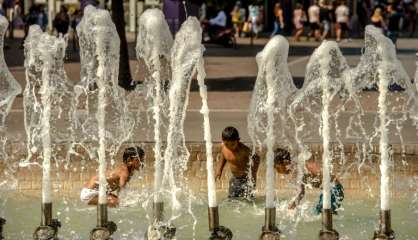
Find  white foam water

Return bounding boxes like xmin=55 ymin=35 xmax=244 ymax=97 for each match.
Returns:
xmin=75 ymin=6 xmax=134 ymax=204
xmin=291 ymin=40 xmax=350 ymax=210
xmin=162 ymin=17 xmax=203 ymax=218
xmin=248 ymin=35 xmax=297 ymax=208
xmin=136 ymin=8 xmax=173 ymax=204
xmin=353 ymin=25 xmax=418 ymax=210
xmin=0 ymin=16 xmax=22 ymax=128
xmin=23 ymin=25 xmax=72 ymax=204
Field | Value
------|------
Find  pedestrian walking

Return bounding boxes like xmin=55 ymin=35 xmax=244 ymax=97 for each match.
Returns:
xmin=386 ymin=4 xmax=402 ymax=44
xmin=271 ymin=2 xmax=284 ymax=37
xmin=53 ymin=6 xmax=70 ymax=36
xmin=319 ymin=0 xmax=333 ymax=40
xmin=293 ymin=3 xmax=306 ymax=41
xmin=371 ymin=7 xmax=386 ymax=32
xmin=308 ymin=0 xmax=321 ymax=41
xmin=335 ymin=0 xmax=350 ymax=42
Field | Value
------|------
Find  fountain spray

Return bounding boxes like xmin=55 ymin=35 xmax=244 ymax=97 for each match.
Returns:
xmin=196 ymin=51 xmax=232 ymax=240
xmin=248 ymin=35 xmax=297 ymax=240
xmin=22 ymin=25 xmax=66 ymax=240
xmin=0 ymin=16 xmax=22 ymax=239
xmin=352 ymin=26 xmax=418 ymax=240
xmin=74 ymin=6 xmax=125 ymax=239
xmin=290 ymin=41 xmax=351 ymax=240
xmin=136 ymin=9 xmax=173 ymax=227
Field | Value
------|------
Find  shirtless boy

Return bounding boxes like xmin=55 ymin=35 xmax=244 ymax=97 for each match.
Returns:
xmin=80 ymin=146 xmax=145 ymax=207
xmin=274 ymin=148 xmax=344 ymax=214
xmin=215 ymin=126 xmax=260 ymax=200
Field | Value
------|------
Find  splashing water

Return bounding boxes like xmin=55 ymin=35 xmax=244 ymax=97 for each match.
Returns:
xmin=136 ymin=8 xmax=173 ymax=204
xmin=162 ymin=17 xmax=203 ymax=220
xmin=0 ymin=15 xmax=22 ymax=217
xmin=75 ymin=6 xmax=134 ymax=204
xmin=353 ymin=25 xmax=418 ymax=211
xmin=290 ymin=41 xmax=350 ymax=210
xmin=23 ymin=25 xmax=74 ymax=204
xmin=0 ymin=16 xmax=22 ymax=129
xmin=248 ymin=35 xmax=297 ymax=208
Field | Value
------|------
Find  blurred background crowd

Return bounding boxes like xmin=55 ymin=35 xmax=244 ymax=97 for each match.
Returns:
xmin=0 ymin=0 xmax=416 ymax=45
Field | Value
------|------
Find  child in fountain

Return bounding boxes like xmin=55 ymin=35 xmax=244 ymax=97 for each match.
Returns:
xmin=274 ymin=148 xmax=344 ymax=214
xmin=80 ymin=146 xmax=145 ymax=207
xmin=215 ymin=126 xmax=260 ymax=200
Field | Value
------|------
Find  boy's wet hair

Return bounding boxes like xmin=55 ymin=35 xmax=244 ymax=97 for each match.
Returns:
xmin=274 ymin=148 xmax=291 ymax=165
xmin=123 ymin=146 xmax=145 ymax=164
xmin=222 ymin=126 xmax=240 ymax=141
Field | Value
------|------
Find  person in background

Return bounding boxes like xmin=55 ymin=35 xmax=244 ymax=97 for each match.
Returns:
xmin=335 ymin=0 xmax=350 ymax=42
xmin=70 ymin=9 xmax=82 ymax=51
xmin=386 ymin=4 xmax=402 ymax=44
xmin=371 ymin=7 xmax=386 ymax=32
xmin=319 ymin=0 xmax=333 ymax=40
xmin=36 ymin=4 xmax=48 ymax=32
xmin=53 ymin=5 xmax=70 ymax=36
xmin=293 ymin=3 xmax=306 ymax=41
xmin=248 ymin=1 xmax=261 ymax=38
xmin=271 ymin=2 xmax=285 ymax=37
xmin=207 ymin=5 xmax=227 ymax=39
xmin=12 ymin=0 xmax=24 ymax=30
xmin=231 ymin=1 xmax=244 ymax=38
xmin=308 ymin=0 xmax=321 ymax=41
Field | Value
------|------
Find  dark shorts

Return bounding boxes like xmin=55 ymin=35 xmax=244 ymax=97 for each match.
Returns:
xmin=228 ymin=175 xmax=255 ymax=199
xmin=337 ymin=22 xmax=349 ymax=31
xmin=315 ymin=183 xmax=344 ymax=214
xmin=310 ymin=22 xmax=320 ymax=30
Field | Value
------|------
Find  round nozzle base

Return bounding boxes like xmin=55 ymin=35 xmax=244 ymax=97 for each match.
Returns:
xmin=145 ymin=222 xmax=176 ymax=240
xmin=319 ymin=209 xmax=339 ymax=240
xmin=259 ymin=228 xmax=281 ymax=240
xmin=0 ymin=217 xmax=5 ymax=240
xmin=319 ymin=229 xmax=339 ymax=240
xmin=373 ymin=210 xmax=395 ymax=240
xmin=209 ymin=226 xmax=233 ymax=240
xmin=259 ymin=207 xmax=281 ymax=240
xmin=90 ymin=221 xmax=117 ymax=240
xmin=33 ymin=225 xmax=59 ymax=240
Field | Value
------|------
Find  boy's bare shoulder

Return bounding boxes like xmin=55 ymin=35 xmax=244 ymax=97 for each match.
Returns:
xmin=238 ymin=142 xmax=251 ymax=153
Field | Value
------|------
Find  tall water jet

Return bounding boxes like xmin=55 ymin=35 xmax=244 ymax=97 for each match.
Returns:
xmin=0 ymin=16 xmax=22 ymax=239
xmin=145 ymin=17 xmax=204 ymax=240
xmin=194 ymin=37 xmax=232 ymax=240
xmin=291 ymin=41 xmax=352 ymax=240
xmin=23 ymin=25 xmax=75 ymax=239
xmin=136 ymin=8 xmax=173 ymax=225
xmin=75 ymin=6 xmax=134 ymax=239
xmin=248 ymin=35 xmax=297 ymax=240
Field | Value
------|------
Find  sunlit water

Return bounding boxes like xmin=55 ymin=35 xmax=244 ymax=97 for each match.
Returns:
xmin=2 ymin=191 xmax=417 ymax=239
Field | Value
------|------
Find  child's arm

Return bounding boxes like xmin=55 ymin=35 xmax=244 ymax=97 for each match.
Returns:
xmin=215 ymin=153 xmax=227 ymax=181
xmin=250 ymin=154 xmax=260 ymax=183
xmin=288 ymin=183 xmax=305 ymax=209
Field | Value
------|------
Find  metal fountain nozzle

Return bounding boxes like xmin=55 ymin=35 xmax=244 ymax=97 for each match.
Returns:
xmin=90 ymin=221 xmax=117 ymax=240
xmin=144 ymin=201 xmax=177 ymax=240
xmin=319 ymin=209 xmax=339 ymax=240
xmin=33 ymin=203 xmax=61 ymax=240
xmin=0 ymin=217 xmax=6 ymax=240
xmin=90 ymin=204 xmax=117 ymax=240
xmin=145 ymin=222 xmax=176 ymax=240
xmin=259 ymin=208 xmax=280 ymax=240
xmin=208 ymin=207 xmax=233 ymax=240
xmin=373 ymin=210 xmax=395 ymax=240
